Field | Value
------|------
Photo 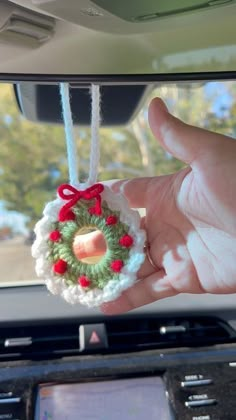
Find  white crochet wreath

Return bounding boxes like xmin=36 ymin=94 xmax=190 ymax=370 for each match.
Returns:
xmin=32 ymin=185 xmax=146 ymax=307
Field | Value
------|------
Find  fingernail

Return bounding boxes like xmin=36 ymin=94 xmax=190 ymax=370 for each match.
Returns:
xmin=120 ymin=180 xmax=129 ymax=195
xmin=111 ymin=179 xmax=129 ymax=194
xmin=151 ymin=97 xmax=169 ymax=113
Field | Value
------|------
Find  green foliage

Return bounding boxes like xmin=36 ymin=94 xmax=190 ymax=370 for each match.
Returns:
xmin=48 ymin=200 xmax=129 ymax=289
xmin=0 ymin=85 xmax=68 ymax=226
xmin=0 ymin=82 xmax=235 ymax=227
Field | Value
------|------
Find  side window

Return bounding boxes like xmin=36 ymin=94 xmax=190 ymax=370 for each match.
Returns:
xmin=0 ymin=81 xmax=235 ymax=284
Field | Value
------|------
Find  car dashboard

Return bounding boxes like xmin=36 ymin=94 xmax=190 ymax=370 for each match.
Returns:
xmin=1 ymin=286 xmax=236 ymax=419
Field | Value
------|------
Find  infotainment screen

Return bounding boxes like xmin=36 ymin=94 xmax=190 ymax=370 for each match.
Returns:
xmin=34 ymin=376 xmax=172 ymax=420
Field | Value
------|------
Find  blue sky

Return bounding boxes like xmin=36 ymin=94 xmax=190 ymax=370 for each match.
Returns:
xmin=205 ymin=82 xmax=233 ymax=117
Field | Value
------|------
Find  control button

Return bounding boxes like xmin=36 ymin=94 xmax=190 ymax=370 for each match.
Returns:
xmin=159 ymin=325 xmax=186 ymax=334
xmin=189 ymin=394 xmax=208 ymax=401
xmin=0 ymin=399 xmax=23 ymax=419
xmin=0 ymin=394 xmax=13 ymax=399
xmin=79 ymin=324 xmax=108 ymax=351
xmin=185 ymin=375 xmax=204 ymax=381
xmin=0 ymin=399 xmax=21 ymax=405
xmin=181 ymin=379 xmax=213 ymax=388
xmin=192 ymin=416 xmax=211 ymax=420
xmin=185 ymin=399 xmax=216 ymax=408
xmin=4 ymin=337 xmax=32 ymax=347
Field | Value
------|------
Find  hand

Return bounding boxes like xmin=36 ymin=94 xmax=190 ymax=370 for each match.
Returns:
xmin=74 ymin=98 xmax=236 ymax=314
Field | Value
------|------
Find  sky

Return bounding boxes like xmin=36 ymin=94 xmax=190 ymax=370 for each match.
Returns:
xmin=204 ymin=81 xmax=233 ymax=117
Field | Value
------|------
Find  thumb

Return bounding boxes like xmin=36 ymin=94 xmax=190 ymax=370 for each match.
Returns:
xmin=148 ymin=97 xmax=224 ymax=166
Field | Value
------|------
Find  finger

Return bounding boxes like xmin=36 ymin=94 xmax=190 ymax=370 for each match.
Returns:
xmin=109 ymin=178 xmax=150 ymax=208
xmin=148 ymin=97 xmax=231 ymax=166
xmin=102 ymin=179 xmax=148 ymax=208
xmin=101 ymin=270 xmax=177 ymax=315
xmin=103 ymin=175 xmax=175 ymax=210
xmin=72 ymin=214 xmax=156 ymax=279
xmin=138 ymin=253 xmax=156 ymax=279
xmin=73 ymin=230 xmax=106 ymax=260
xmin=138 ymin=236 xmax=160 ymax=279
xmin=73 ymin=216 xmax=149 ymax=262
xmin=107 ymin=177 xmax=159 ymax=209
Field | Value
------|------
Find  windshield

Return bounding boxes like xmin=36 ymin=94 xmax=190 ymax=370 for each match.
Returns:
xmin=0 ymin=80 xmax=235 ymax=286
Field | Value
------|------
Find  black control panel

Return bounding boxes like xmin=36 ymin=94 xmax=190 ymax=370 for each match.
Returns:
xmin=166 ymin=362 xmax=236 ymax=420
xmin=1 ymin=352 xmax=236 ymax=419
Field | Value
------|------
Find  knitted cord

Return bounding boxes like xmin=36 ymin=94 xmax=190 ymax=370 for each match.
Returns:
xmin=60 ymin=83 xmax=101 ymax=188
xmin=88 ymin=84 xmax=101 ymax=186
xmin=60 ymin=83 xmax=79 ymax=187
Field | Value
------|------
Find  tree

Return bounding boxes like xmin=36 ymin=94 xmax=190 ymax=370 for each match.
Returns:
xmin=0 ymin=85 xmax=68 ymax=226
xmin=0 ymin=82 xmax=234 ymax=227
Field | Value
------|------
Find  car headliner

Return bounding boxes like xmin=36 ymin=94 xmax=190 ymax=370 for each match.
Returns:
xmin=0 ymin=0 xmax=236 ymax=76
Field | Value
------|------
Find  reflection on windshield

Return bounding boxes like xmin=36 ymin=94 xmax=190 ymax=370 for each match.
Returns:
xmin=0 ymin=81 xmax=235 ymax=284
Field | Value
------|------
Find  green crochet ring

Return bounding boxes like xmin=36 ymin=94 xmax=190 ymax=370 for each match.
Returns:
xmin=47 ymin=199 xmax=133 ymax=290
xmin=32 ymin=182 xmax=146 ymax=307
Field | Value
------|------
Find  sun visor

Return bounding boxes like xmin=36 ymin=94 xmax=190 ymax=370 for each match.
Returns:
xmin=30 ymin=0 xmax=235 ymax=34
xmin=14 ymin=83 xmax=151 ymax=126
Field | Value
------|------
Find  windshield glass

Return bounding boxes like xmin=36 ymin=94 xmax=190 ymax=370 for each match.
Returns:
xmin=0 ymin=81 xmax=235 ymax=285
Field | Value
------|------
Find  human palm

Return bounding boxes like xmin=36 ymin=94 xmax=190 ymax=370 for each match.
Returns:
xmin=74 ymin=98 xmax=236 ymax=314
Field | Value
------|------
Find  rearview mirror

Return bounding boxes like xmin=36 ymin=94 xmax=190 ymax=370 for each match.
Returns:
xmin=15 ymin=83 xmax=152 ymax=126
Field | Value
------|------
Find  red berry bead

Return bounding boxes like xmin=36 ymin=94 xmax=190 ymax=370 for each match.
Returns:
xmin=59 ymin=209 xmax=75 ymax=222
xmin=106 ymin=215 xmax=118 ymax=225
xmin=88 ymin=206 xmax=101 ymax=216
xmin=49 ymin=230 xmax=61 ymax=242
xmin=53 ymin=259 xmax=67 ymax=274
xmin=111 ymin=260 xmax=124 ymax=273
xmin=78 ymin=275 xmax=91 ymax=288
xmin=119 ymin=234 xmax=133 ymax=248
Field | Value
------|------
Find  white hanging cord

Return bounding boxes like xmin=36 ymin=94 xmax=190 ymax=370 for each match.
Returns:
xmin=60 ymin=83 xmax=79 ymax=186
xmin=88 ymin=84 xmax=101 ymax=186
xmin=60 ymin=82 xmax=101 ymax=188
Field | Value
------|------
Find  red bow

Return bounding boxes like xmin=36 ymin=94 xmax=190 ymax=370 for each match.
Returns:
xmin=57 ymin=183 xmax=104 ymax=221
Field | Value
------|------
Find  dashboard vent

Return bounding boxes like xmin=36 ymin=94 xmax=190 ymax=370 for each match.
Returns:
xmin=0 ymin=322 xmax=80 ymax=360
xmin=106 ymin=316 xmax=234 ymax=352
xmin=0 ymin=317 xmax=234 ymax=361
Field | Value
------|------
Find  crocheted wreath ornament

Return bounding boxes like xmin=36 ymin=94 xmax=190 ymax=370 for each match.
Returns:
xmin=32 ymin=183 xmax=146 ymax=307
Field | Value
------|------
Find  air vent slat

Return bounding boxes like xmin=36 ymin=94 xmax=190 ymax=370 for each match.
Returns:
xmin=106 ymin=317 xmax=235 ymax=353
xmin=33 ymin=334 xmax=78 ymax=343
xmin=0 ymin=317 xmax=234 ymax=361
xmin=109 ymin=330 xmax=158 ymax=337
